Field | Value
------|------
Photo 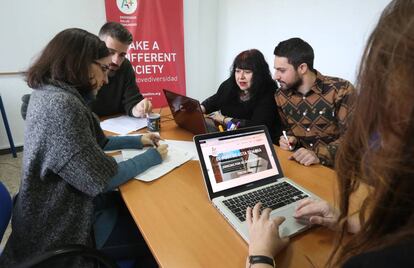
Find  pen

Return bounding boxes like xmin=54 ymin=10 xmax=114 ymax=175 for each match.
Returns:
xmin=282 ymin=130 xmax=293 ymax=151
xmin=153 ymin=138 xmax=165 ymax=148
xmin=150 ymin=133 xmax=164 ymax=147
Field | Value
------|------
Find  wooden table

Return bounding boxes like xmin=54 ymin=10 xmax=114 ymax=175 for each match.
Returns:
xmin=117 ymin=109 xmax=345 ymax=268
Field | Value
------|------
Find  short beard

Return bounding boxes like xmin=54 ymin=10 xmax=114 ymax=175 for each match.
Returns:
xmin=282 ymin=71 xmax=303 ymax=91
xmin=288 ymin=76 xmax=303 ymax=90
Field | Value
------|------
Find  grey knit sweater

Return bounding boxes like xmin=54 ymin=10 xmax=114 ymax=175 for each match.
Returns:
xmin=0 ymin=82 xmax=117 ymax=267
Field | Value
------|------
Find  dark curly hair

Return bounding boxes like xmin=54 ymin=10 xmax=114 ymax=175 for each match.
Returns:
xmin=229 ymin=49 xmax=276 ymax=99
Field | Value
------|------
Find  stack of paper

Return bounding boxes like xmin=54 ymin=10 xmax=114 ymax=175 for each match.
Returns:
xmin=162 ymin=140 xmax=199 ymax=160
xmin=101 ymin=115 xmax=147 ymax=134
xmin=122 ymin=144 xmax=194 ymax=182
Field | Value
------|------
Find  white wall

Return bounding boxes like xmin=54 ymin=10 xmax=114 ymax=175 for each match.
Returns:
xmin=0 ymin=0 xmax=107 ymax=150
xmin=214 ymin=0 xmax=391 ymax=84
xmin=0 ymin=0 xmax=391 ymax=150
xmin=0 ymin=0 xmax=214 ymax=150
xmin=184 ymin=0 xmax=219 ymax=101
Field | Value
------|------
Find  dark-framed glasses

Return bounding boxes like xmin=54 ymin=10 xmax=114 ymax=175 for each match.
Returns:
xmin=93 ymin=61 xmax=110 ymax=73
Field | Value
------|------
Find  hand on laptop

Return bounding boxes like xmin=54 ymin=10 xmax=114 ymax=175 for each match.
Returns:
xmin=294 ymin=198 xmax=339 ymax=230
xmin=288 ymin=148 xmax=320 ymax=166
xmin=132 ymin=98 xmax=153 ymax=117
xmin=246 ymin=203 xmax=289 ymax=258
xmin=207 ymin=110 xmax=225 ymax=124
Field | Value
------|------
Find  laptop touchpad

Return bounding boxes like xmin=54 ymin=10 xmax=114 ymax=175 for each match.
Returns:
xmin=271 ymin=207 xmax=309 ymax=238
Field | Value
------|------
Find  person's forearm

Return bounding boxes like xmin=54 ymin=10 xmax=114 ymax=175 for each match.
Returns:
xmin=201 ymin=98 xmax=215 ymax=114
xmin=246 ymin=262 xmax=274 ymax=268
xmin=247 ymin=264 xmax=274 ymax=268
xmin=245 ymin=255 xmax=275 ymax=268
xmin=105 ymin=148 xmax=162 ymax=191
xmin=104 ymin=135 xmax=143 ymax=151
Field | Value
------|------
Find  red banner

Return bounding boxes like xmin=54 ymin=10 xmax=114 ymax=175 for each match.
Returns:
xmin=104 ymin=0 xmax=186 ymax=107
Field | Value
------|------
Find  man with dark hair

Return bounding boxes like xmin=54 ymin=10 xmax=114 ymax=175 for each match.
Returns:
xmin=90 ymin=22 xmax=152 ymax=117
xmin=273 ymin=38 xmax=355 ymax=167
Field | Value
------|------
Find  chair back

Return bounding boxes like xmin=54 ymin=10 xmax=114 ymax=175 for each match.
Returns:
xmin=0 ymin=181 xmax=12 ymax=242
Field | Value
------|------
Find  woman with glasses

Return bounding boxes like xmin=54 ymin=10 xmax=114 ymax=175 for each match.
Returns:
xmin=0 ymin=28 xmax=165 ymax=267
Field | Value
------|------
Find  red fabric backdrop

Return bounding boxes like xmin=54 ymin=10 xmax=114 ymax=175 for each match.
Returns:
xmin=105 ymin=0 xmax=186 ymax=107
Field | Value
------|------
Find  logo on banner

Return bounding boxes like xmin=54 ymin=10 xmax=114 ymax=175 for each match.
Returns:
xmin=105 ymin=0 xmax=186 ymax=107
xmin=116 ymin=0 xmax=138 ymax=14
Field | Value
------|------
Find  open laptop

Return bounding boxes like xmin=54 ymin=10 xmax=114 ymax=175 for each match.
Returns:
xmin=163 ymin=89 xmax=212 ymax=135
xmin=193 ymin=125 xmax=320 ymax=241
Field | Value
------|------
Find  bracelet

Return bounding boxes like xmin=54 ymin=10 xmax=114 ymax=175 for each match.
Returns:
xmin=248 ymin=255 xmax=275 ymax=267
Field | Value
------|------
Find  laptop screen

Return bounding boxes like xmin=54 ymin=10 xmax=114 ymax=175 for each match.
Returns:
xmin=163 ymin=89 xmax=208 ymax=135
xmin=195 ymin=127 xmax=281 ymax=194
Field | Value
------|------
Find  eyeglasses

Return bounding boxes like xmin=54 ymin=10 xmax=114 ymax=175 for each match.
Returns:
xmin=93 ymin=61 xmax=110 ymax=73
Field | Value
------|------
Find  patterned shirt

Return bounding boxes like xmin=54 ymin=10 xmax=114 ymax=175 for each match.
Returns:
xmin=275 ymin=71 xmax=355 ymax=167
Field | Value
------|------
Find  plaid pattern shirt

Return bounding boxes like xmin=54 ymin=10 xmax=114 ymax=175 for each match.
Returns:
xmin=275 ymin=71 xmax=355 ymax=167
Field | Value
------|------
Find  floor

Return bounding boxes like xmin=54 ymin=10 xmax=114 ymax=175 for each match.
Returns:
xmin=0 ymin=152 xmax=22 ymax=250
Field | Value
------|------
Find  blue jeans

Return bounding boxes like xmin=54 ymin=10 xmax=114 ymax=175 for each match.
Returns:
xmin=96 ymin=191 xmax=158 ymax=267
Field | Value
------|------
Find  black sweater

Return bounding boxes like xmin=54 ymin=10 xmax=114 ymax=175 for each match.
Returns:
xmin=202 ymin=78 xmax=282 ymax=144
xmin=90 ymin=59 xmax=143 ymax=116
xmin=343 ymin=239 xmax=414 ymax=268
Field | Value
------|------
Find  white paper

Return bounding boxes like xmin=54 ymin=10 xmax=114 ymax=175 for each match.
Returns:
xmin=122 ymin=145 xmax=194 ymax=182
xmin=112 ymin=154 xmax=124 ymax=163
xmin=164 ymin=139 xmax=199 ymax=160
xmin=100 ymin=115 xmax=147 ymax=135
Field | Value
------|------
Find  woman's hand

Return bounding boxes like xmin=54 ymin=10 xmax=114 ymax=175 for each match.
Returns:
xmin=132 ymin=98 xmax=153 ymax=117
xmin=294 ymin=198 xmax=339 ymax=230
xmin=208 ymin=110 xmax=225 ymax=123
xmin=141 ymin=133 xmax=168 ymax=160
xmin=156 ymin=144 xmax=168 ymax=160
xmin=246 ymin=203 xmax=289 ymax=258
xmin=141 ymin=133 xmax=162 ymax=147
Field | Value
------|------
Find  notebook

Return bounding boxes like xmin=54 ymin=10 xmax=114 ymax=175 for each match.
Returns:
xmin=193 ymin=125 xmax=320 ymax=241
xmin=163 ymin=89 xmax=213 ymax=135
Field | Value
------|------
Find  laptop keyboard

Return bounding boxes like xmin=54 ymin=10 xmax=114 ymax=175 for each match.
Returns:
xmin=222 ymin=182 xmax=309 ymax=222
